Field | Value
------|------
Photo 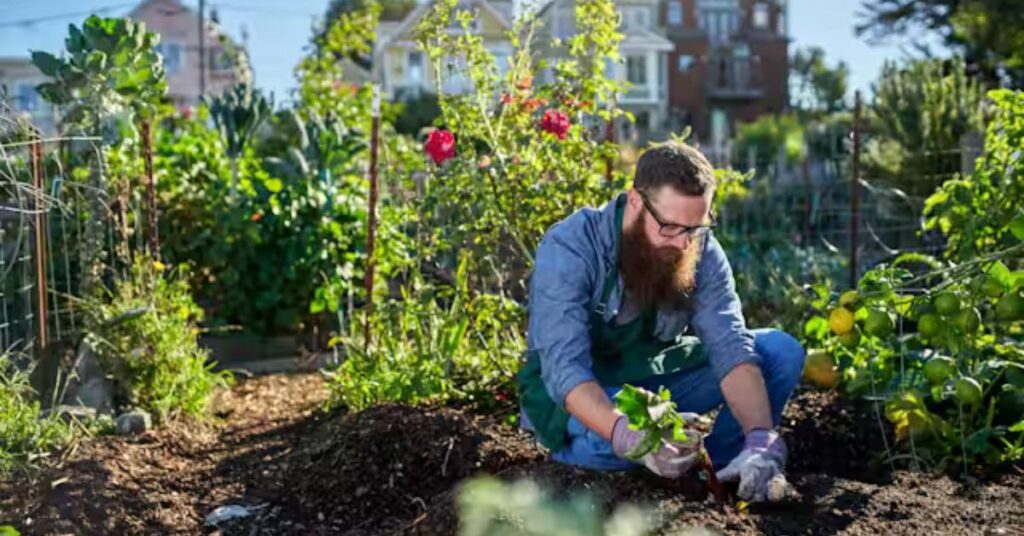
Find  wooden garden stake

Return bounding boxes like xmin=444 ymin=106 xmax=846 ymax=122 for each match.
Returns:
xmin=363 ymin=86 xmax=381 ymax=353
xmin=31 ymin=137 xmax=48 ymax=351
xmin=141 ymin=120 xmax=159 ymax=259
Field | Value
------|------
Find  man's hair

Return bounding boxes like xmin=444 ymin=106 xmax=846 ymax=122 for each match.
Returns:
xmin=633 ymin=140 xmax=716 ymax=197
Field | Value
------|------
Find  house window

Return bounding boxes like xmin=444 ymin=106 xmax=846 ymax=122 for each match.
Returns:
xmin=155 ymin=41 xmax=183 ymax=74
xmin=753 ymin=2 xmax=769 ymax=29
xmin=408 ymin=51 xmax=424 ymax=83
xmin=16 ymin=84 xmax=38 ymax=112
xmin=626 ymin=56 xmax=647 ymax=85
xmin=698 ymin=0 xmax=739 ymax=44
xmin=667 ymin=1 xmax=683 ymax=25
xmin=632 ymin=7 xmax=650 ymax=29
xmin=678 ymin=54 xmax=695 ymax=72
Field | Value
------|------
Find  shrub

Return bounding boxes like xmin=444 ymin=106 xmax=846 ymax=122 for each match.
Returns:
xmin=0 ymin=353 xmax=73 ymax=475
xmin=83 ymin=256 xmax=233 ymax=421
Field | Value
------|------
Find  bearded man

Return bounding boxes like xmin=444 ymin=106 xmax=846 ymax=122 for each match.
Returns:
xmin=516 ymin=141 xmax=805 ymax=502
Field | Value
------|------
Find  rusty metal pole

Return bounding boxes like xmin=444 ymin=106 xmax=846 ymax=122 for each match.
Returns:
xmin=363 ymin=87 xmax=381 ymax=353
xmin=141 ymin=121 xmax=159 ymax=258
xmin=604 ymin=101 xmax=615 ymax=185
xmin=31 ymin=138 xmax=48 ymax=351
xmin=849 ymin=90 xmax=862 ymax=289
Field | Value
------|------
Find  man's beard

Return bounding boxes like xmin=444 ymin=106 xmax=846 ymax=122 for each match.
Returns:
xmin=619 ymin=216 xmax=703 ymax=311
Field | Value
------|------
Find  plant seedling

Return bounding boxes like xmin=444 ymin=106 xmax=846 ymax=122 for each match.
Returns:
xmin=613 ymin=384 xmax=730 ymax=504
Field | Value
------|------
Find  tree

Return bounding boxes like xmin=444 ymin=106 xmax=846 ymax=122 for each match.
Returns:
xmin=864 ymin=57 xmax=985 ymax=198
xmin=790 ymin=46 xmax=849 ymax=116
xmin=856 ymin=0 xmax=1024 ymax=88
xmin=318 ymin=0 xmax=417 ymax=69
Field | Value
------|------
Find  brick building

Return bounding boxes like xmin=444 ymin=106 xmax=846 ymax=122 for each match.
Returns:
xmin=660 ymin=0 xmax=789 ymax=163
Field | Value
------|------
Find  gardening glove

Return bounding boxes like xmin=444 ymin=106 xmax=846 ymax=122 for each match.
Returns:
xmin=715 ymin=428 xmax=792 ymax=502
xmin=611 ymin=415 xmax=704 ymax=478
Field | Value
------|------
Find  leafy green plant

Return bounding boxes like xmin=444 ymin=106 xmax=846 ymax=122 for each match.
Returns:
xmin=457 ymin=475 xmax=652 ymax=536
xmin=733 ymin=113 xmax=806 ymax=166
xmin=0 ymin=353 xmax=73 ymax=476
xmin=324 ymin=255 xmax=523 ymax=411
xmin=32 ymin=15 xmax=169 ymax=294
xmin=613 ymin=385 xmax=694 ymax=458
xmin=205 ymin=82 xmax=273 ymax=196
xmin=865 ymin=57 xmax=984 ymax=198
xmin=83 ymin=256 xmax=233 ymax=421
xmin=925 ymin=89 xmax=1024 ymax=260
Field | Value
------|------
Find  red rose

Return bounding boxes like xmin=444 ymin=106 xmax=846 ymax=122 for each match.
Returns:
xmin=424 ymin=129 xmax=456 ymax=165
xmin=540 ymin=109 xmax=571 ymax=140
xmin=500 ymin=92 xmax=514 ymax=106
xmin=250 ymin=212 xmax=263 ymax=222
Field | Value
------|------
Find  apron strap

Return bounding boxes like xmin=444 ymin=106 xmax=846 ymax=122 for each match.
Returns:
xmin=594 ymin=195 xmax=625 ymax=318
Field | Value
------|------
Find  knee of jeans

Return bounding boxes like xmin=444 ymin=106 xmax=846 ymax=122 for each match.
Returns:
xmin=754 ymin=328 xmax=805 ymax=381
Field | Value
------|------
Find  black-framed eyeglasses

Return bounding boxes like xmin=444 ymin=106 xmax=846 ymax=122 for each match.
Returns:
xmin=638 ymin=190 xmax=716 ymax=239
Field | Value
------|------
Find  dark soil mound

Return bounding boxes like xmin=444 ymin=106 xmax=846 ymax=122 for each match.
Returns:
xmin=278 ymin=404 xmax=543 ymax=532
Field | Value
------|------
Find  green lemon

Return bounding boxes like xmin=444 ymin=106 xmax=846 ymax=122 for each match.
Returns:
xmin=839 ymin=290 xmax=860 ymax=310
xmin=955 ymin=307 xmax=982 ymax=333
xmin=918 ymin=313 xmax=942 ymax=339
xmin=836 ymin=329 xmax=861 ymax=348
xmin=934 ymin=293 xmax=961 ymax=317
xmin=995 ymin=294 xmax=1024 ymax=321
xmin=982 ymin=276 xmax=1006 ymax=299
xmin=955 ymin=377 xmax=983 ymax=405
xmin=923 ymin=356 xmax=955 ymax=385
xmin=864 ymin=309 xmax=893 ymax=337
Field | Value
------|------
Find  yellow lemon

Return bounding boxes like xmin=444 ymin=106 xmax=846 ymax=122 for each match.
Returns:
xmin=804 ymin=349 xmax=839 ymax=389
xmin=829 ymin=307 xmax=855 ymax=335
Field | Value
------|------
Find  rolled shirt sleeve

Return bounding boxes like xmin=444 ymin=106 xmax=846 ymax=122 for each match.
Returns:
xmin=526 ymin=230 xmax=599 ymax=409
xmin=690 ymin=235 xmax=760 ymax=381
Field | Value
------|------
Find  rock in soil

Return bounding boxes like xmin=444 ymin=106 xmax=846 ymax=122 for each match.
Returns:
xmin=115 ymin=409 xmax=152 ymax=435
xmin=1 ymin=376 xmax=1022 ymax=536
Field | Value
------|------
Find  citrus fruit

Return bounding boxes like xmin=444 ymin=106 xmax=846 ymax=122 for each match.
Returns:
xmin=918 ymin=313 xmax=941 ymax=338
xmin=803 ymin=349 xmax=839 ymax=389
xmin=906 ymin=410 xmax=933 ymax=438
xmin=934 ymin=293 xmax=961 ymax=317
xmin=995 ymin=293 xmax=1024 ymax=321
xmin=982 ymin=276 xmax=1006 ymax=299
xmin=955 ymin=307 xmax=982 ymax=333
xmin=955 ymin=377 xmax=983 ymax=405
xmin=836 ymin=329 xmax=861 ymax=348
xmin=923 ymin=356 xmax=955 ymax=384
xmin=829 ymin=307 xmax=855 ymax=335
xmin=864 ymin=309 xmax=893 ymax=337
xmin=839 ymin=290 xmax=859 ymax=309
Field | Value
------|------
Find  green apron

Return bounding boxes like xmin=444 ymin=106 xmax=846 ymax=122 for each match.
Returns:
xmin=516 ymin=197 xmax=709 ymax=451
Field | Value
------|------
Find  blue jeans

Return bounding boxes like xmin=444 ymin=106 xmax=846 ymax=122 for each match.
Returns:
xmin=548 ymin=328 xmax=805 ymax=471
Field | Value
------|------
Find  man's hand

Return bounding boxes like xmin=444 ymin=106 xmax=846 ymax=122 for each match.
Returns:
xmin=716 ymin=428 xmax=792 ymax=502
xmin=611 ymin=415 xmax=703 ymax=478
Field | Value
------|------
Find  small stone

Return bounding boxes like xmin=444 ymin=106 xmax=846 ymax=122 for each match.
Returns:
xmin=115 ymin=410 xmax=152 ymax=435
xmin=205 ymin=504 xmax=251 ymax=527
xmin=985 ymin=528 xmax=1009 ymax=536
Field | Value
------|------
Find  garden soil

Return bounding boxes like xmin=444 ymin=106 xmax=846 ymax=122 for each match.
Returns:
xmin=2 ymin=373 xmax=1022 ymax=535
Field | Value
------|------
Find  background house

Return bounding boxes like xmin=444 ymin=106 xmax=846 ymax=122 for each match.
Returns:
xmin=0 ymin=57 xmax=59 ymax=135
xmin=372 ymin=0 xmax=516 ymax=101
xmin=128 ymin=0 xmax=243 ymax=108
xmin=662 ymin=0 xmax=790 ymax=163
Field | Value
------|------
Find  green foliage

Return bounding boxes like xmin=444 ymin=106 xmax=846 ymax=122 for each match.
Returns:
xmin=613 ymin=385 xmax=693 ymax=459
xmin=925 ymin=89 xmax=1024 ymax=260
xmin=157 ymin=107 xmax=368 ymax=338
xmin=457 ymin=476 xmax=652 ymax=536
xmin=392 ymin=90 xmax=442 ymax=136
xmin=0 ymin=354 xmax=73 ymax=476
xmin=413 ymin=0 xmax=626 ymax=292
xmin=83 ymin=256 xmax=233 ymax=421
xmin=324 ymin=255 xmax=523 ymax=411
xmin=206 ymin=82 xmax=273 ymax=162
xmin=804 ymin=247 xmax=1024 ymax=471
xmin=856 ymin=0 xmax=1024 ymax=88
xmin=790 ymin=47 xmax=849 ymax=116
xmin=32 ymin=15 xmax=168 ymax=134
xmin=733 ymin=113 xmax=806 ymax=165
xmin=865 ymin=57 xmax=984 ymax=198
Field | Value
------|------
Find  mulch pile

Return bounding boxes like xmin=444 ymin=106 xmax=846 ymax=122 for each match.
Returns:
xmin=2 ymin=374 xmax=1023 ymax=535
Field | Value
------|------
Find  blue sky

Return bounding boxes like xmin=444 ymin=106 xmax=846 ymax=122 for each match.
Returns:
xmin=0 ymin=0 xmax=944 ymax=104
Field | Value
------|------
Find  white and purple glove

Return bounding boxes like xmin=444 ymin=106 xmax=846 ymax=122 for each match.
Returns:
xmin=610 ymin=415 xmax=703 ymax=478
xmin=716 ymin=428 xmax=792 ymax=502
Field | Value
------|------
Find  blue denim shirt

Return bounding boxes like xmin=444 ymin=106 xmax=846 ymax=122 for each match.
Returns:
xmin=527 ymin=192 xmax=759 ymax=409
